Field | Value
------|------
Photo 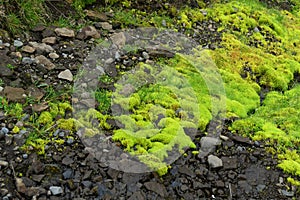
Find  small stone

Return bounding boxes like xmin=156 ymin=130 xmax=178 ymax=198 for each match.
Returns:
xmin=144 ymin=182 xmax=167 ymax=197
xmin=35 ymin=55 xmax=56 ymax=70
xmin=161 ymin=19 xmax=167 ymax=27
xmin=208 ymin=155 xmax=223 ymax=168
xmin=0 ymin=160 xmax=8 ymax=167
xmin=142 ymin=52 xmax=149 ymax=60
xmin=22 ymin=57 xmax=34 ymax=65
xmin=42 ymin=37 xmax=56 ymax=44
xmin=281 ymin=189 xmax=294 ymax=197
xmin=14 ymin=40 xmax=23 ymax=47
xmin=62 ymin=156 xmax=74 ymax=165
xmin=3 ymin=86 xmax=26 ymax=102
xmin=219 ymin=135 xmax=229 ymax=141
xmin=63 ymin=169 xmax=73 ymax=179
xmin=256 ymin=184 xmax=266 ymax=192
xmin=49 ymin=186 xmax=63 ymax=195
xmin=49 ymin=52 xmax=59 ymax=59
xmin=16 ymin=178 xmax=27 ymax=193
xmin=82 ymin=181 xmax=92 ymax=188
xmin=22 ymin=45 xmax=35 ymax=53
xmin=254 ymin=27 xmax=260 ymax=32
xmin=22 ymin=154 xmax=28 ymax=159
xmin=58 ymin=69 xmax=73 ymax=81
xmin=99 ymin=22 xmax=112 ymax=31
xmin=55 ymin=27 xmax=75 ymax=38
xmin=200 ymin=136 xmax=221 ymax=153
xmin=110 ymin=32 xmax=126 ymax=48
xmin=1 ymin=127 xmax=9 ymax=135
xmin=66 ymin=138 xmax=74 ymax=145
xmin=0 ymin=40 xmax=2 ymax=45
xmin=78 ymin=26 xmax=100 ymax=40
xmin=85 ymin=10 xmax=108 ymax=22
xmin=29 ymin=42 xmax=54 ymax=53
xmin=58 ymin=131 xmax=65 ymax=138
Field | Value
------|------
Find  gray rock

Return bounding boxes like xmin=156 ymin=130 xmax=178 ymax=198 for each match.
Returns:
xmin=63 ymin=169 xmax=73 ymax=179
xmin=49 ymin=52 xmax=59 ymax=59
xmin=144 ymin=182 xmax=167 ymax=197
xmin=221 ymin=156 xmax=238 ymax=169
xmin=42 ymin=37 xmax=56 ymax=44
xmin=58 ymin=69 xmax=73 ymax=81
xmin=85 ymin=10 xmax=108 ymax=22
xmin=35 ymin=55 xmax=56 ymax=70
xmin=13 ymin=40 xmax=23 ymax=47
xmin=82 ymin=180 xmax=92 ymax=188
xmin=66 ymin=137 xmax=74 ymax=145
xmin=0 ymin=40 xmax=2 ymax=45
xmin=200 ymin=136 xmax=221 ymax=153
xmin=49 ymin=186 xmax=63 ymax=195
xmin=16 ymin=178 xmax=26 ymax=193
xmin=1 ymin=127 xmax=9 ymax=135
xmin=208 ymin=155 xmax=223 ymax=168
xmin=55 ymin=27 xmax=75 ymax=38
xmin=128 ymin=191 xmax=145 ymax=200
xmin=256 ymin=184 xmax=266 ymax=192
xmin=281 ymin=189 xmax=294 ymax=197
xmin=99 ymin=22 xmax=112 ymax=31
xmin=62 ymin=156 xmax=74 ymax=165
xmin=110 ymin=32 xmax=126 ymax=48
xmin=80 ymin=26 xmax=100 ymax=39
xmin=254 ymin=27 xmax=260 ymax=33
xmin=142 ymin=52 xmax=149 ymax=60
xmin=21 ymin=45 xmax=35 ymax=53
xmin=29 ymin=42 xmax=54 ymax=53
xmin=22 ymin=57 xmax=34 ymax=65
xmin=161 ymin=19 xmax=167 ymax=27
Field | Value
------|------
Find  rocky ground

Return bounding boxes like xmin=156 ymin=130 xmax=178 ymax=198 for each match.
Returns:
xmin=0 ymin=2 xmax=299 ymax=200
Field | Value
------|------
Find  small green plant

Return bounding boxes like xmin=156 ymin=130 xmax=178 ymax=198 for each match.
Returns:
xmin=6 ymin=64 xmax=15 ymax=69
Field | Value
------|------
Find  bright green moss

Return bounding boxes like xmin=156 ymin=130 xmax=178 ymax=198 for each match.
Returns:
xmin=37 ymin=111 xmax=53 ymax=125
xmin=231 ymin=85 xmax=300 ymax=177
xmin=57 ymin=118 xmax=76 ymax=132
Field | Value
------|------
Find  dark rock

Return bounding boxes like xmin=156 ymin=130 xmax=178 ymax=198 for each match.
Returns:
xmin=230 ymin=134 xmax=251 ymax=144
xmin=221 ymin=156 xmax=238 ymax=170
xmin=128 ymin=191 xmax=145 ymax=200
xmin=178 ymin=165 xmax=196 ymax=177
xmin=144 ymin=182 xmax=167 ymax=197
xmin=63 ymin=169 xmax=73 ymax=179
xmin=62 ymin=156 xmax=74 ymax=165
xmin=85 ymin=10 xmax=108 ymax=22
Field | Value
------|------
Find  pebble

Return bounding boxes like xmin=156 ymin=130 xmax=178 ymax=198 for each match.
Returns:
xmin=13 ymin=40 xmax=23 ymax=47
xmin=0 ymin=160 xmax=9 ymax=167
xmin=1 ymin=127 xmax=9 ymax=135
xmin=142 ymin=52 xmax=149 ymax=60
xmin=22 ymin=154 xmax=28 ymax=159
xmin=66 ymin=137 xmax=74 ymax=145
xmin=208 ymin=155 xmax=223 ymax=168
xmin=63 ymin=169 xmax=73 ymax=179
xmin=42 ymin=37 xmax=56 ymax=44
xmin=49 ymin=52 xmax=59 ymax=59
xmin=200 ymin=136 xmax=221 ymax=153
xmin=281 ymin=189 xmax=294 ymax=197
xmin=35 ymin=55 xmax=56 ymax=70
xmin=55 ymin=27 xmax=75 ymax=38
xmin=0 ymin=39 xmax=2 ymax=45
xmin=49 ymin=186 xmax=63 ymax=195
xmin=21 ymin=45 xmax=35 ymax=53
xmin=22 ymin=57 xmax=34 ymax=65
xmin=58 ymin=69 xmax=73 ymax=82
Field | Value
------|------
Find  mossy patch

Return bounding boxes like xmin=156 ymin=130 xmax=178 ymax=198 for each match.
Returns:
xmin=230 ymin=85 xmax=300 ymax=177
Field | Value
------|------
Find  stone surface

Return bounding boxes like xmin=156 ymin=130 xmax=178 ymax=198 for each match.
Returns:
xmin=21 ymin=45 xmax=35 ymax=53
xmin=13 ymin=40 xmax=23 ymax=47
xmin=208 ymin=155 xmax=223 ymax=168
xmin=110 ymin=32 xmax=126 ymax=48
xmin=3 ymin=86 xmax=26 ymax=102
xmin=49 ymin=52 xmax=59 ymax=59
xmin=99 ymin=22 xmax=113 ymax=31
xmin=29 ymin=42 xmax=54 ymax=53
xmin=77 ymin=26 xmax=100 ymax=40
xmin=85 ymin=10 xmax=108 ymax=21
xmin=200 ymin=136 xmax=221 ymax=153
xmin=42 ymin=37 xmax=57 ymax=44
xmin=35 ymin=55 xmax=56 ymax=70
xmin=55 ymin=27 xmax=75 ymax=38
xmin=144 ymin=182 xmax=167 ymax=197
xmin=49 ymin=186 xmax=63 ymax=195
xmin=58 ymin=69 xmax=73 ymax=81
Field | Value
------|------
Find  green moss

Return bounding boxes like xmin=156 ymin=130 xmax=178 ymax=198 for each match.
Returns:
xmin=231 ymin=85 xmax=300 ymax=177
xmin=57 ymin=118 xmax=76 ymax=132
xmin=37 ymin=111 xmax=53 ymax=125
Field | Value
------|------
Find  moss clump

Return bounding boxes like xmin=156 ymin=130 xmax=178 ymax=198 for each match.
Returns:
xmin=230 ymin=85 xmax=300 ymax=177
